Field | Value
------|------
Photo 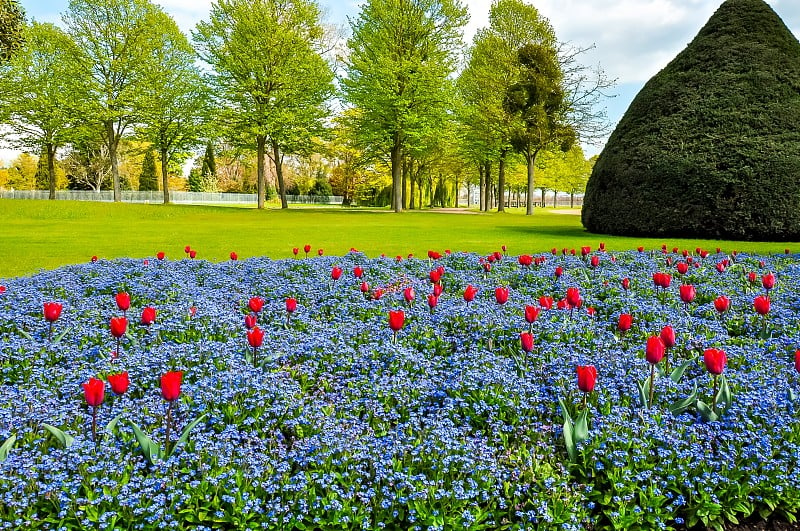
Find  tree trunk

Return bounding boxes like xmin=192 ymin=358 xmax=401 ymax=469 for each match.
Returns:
xmin=391 ymin=133 xmax=402 ymax=213
xmin=478 ymin=164 xmax=485 ymax=211
xmin=160 ymin=147 xmax=170 ymax=204
xmin=570 ymin=192 xmax=575 ymax=208
xmin=256 ymin=134 xmax=266 ymax=209
xmin=409 ymin=158 xmax=415 ymax=210
xmin=541 ymin=188 xmax=546 ymax=206
xmin=272 ymin=141 xmax=288 ymax=209
xmin=497 ymin=154 xmax=506 ymax=213
xmin=553 ymin=191 xmax=557 ymax=208
xmin=106 ymin=120 xmax=121 ymax=202
xmin=454 ymin=175 xmax=459 ymax=208
xmin=483 ymin=161 xmax=491 ymax=212
xmin=46 ymin=142 xmax=56 ymax=200
xmin=401 ymin=156 xmax=408 ymax=210
xmin=525 ymin=148 xmax=539 ymax=215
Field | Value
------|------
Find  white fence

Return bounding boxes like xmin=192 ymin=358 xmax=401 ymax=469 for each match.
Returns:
xmin=0 ymin=190 xmax=344 ymax=205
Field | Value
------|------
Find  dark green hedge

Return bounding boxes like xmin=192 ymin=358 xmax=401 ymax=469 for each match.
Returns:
xmin=582 ymin=0 xmax=800 ymax=240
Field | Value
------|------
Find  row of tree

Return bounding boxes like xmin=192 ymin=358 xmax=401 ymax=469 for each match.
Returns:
xmin=0 ymin=0 xmax=609 ymax=212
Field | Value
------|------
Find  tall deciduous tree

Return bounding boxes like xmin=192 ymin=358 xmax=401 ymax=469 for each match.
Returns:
xmin=342 ymin=0 xmax=468 ymax=213
xmin=194 ymin=0 xmax=334 ymax=209
xmin=64 ymin=0 xmax=174 ymax=202
xmin=0 ymin=0 xmax=24 ymax=64
xmin=0 ymin=22 xmax=86 ymax=199
xmin=458 ymin=0 xmax=554 ymax=213
xmin=136 ymin=16 xmax=209 ymax=204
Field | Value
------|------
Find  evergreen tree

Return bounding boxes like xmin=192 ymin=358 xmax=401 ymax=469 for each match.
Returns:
xmin=188 ymin=168 xmax=202 ymax=192
xmin=138 ymin=150 xmax=157 ymax=191
xmin=200 ymin=142 xmax=217 ymax=192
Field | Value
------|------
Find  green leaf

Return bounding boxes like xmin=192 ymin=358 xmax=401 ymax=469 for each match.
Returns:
xmin=562 ymin=416 xmax=576 ymax=462
xmin=669 ymin=383 xmax=697 ymax=415
xmin=789 ymin=387 xmax=797 ymax=402
xmin=168 ymin=413 xmax=207 ymax=458
xmin=716 ymin=374 xmax=733 ymax=413
xmin=105 ymin=414 xmax=123 ymax=438
xmin=0 ymin=434 xmax=16 ymax=462
xmin=637 ymin=378 xmax=650 ymax=409
xmin=125 ymin=329 xmax=138 ymax=349
xmin=41 ymin=423 xmax=75 ymax=448
xmin=125 ymin=420 xmax=162 ymax=465
xmin=52 ymin=326 xmax=72 ymax=344
xmin=573 ymin=409 xmax=589 ymax=444
xmin=670 ymin=360 xmax=693 ymax=383
xmin=558 ymin=397 xmax=572 ymax=423
xmin=16 ymin=327 xmax=33 ymax=341
xmin=696 ymin=400 xmax=718 ymax=422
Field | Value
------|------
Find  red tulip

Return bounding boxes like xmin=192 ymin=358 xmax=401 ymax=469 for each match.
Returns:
xmin=292 ymin=247 xmax=299 ymax=256
xmin=360 ymin=281 xmax=370 ymax=294
xmin=107 ymin=372 xmax=129 ymax=395
xmin=90 ymin=255 xmax=98 ymax=263
xmin=318 ymin=249 xmax=324 ymax=256
xmin=590 ymin=255 xmax=600 ymax=268
xmin=157 ymin=251 xmax=165 ymax=260
xmin=189 ymin=250 xmax=197 ymax=259
xmin=762 ymin=273 xmax=775 ymax=291
xmin=715 ymin=262 xmax=726 ymax=273
xmin=679 ymin=284 xmax=696 ymax=304
xmin=618 ymin=313 xmax=633 ymax=332
xmin=587 ymin=306 xmax=596 ymax=317
xmin=353 ymin=266 xmax=364 ymax=279
xmin=140 ymin=306 xmax=156 ymax=326
xmin=576 ymin=365 xmax=597 ymax=393
xmin=676 ymin=262 xmax=688 ymax=275
xmin=795 ymin=349 xmax=800 ymax=374
xmin=427 ymin=294 xmax=438 ymax=310
xmin=44 ymin=302 xmax=62 ymax=322
xmin=660 ymin=325 xmax=676 ymax=349
xmin=115 ymin=292 xmax=130 ymax=312
xmin=0 ymin=285 xmax=5 ymax=294
xmin=518 ymin=254 xmax=533 ymax=267
xmin=430 ymin=269 xmax=442 ymax=284
xmin=82 ymin=377 xmax=105 ymax=407
xmin=433 ymin=283 xmax=444 ymax=297
xmin=581 ymin=246 xmax=591 ymax=257
xmin=566 ymin=287 xmax=581 ymax=308
xmin=463 ymin=285 xmax=477 ymax=302
xmin=372 ymin=288 xmax=384 ymax=300
xmin=184 ymin=245 xmax=191 ymax=254
xmin=247 ymin=326 xmax=264 ymax=348
xmin=645 ymin=336 xmax=665 ymax=364
xmin=244 ymin=313 xmax=257 ymax=329
xmin=248 ymin=297 xmax=264 ymax=313
xmin=539 ymin=296 xmax=554 ymax=310
xmin=404 ymin=287 xmax=415 ymax=303
xmin=285 ymin=298 xmax=297 ymax=314
xmin=524 ymin=305 xmax=539 ymax=324
xmin=754 ymin=295 xmax=770 ymax=315
xmin=621 ymin=277 xmax=630 ymax=291
xmin=748 ymin=272 xmax=757 ymax=284
xmin=331 ymin=267 xmax=343 ymax=281
xmin=557 ymin=298 xmax=568 ymax=310
xmin=703 ymin=348 xmax=727 ymax=375
xmin=520 ymin=332 xmax=534 ymax=353
xmin=110 ymin=317 xmax=128 ymax=338
xmin=482 ymin=262 xmax=492 ymax=273
xmin=388 ymin=310 xmax=405 ymax=332
xmin=495 ymin=287 xmax=509 ymax=305
xmin=554 ymin=266 xmax=563 ymax=279
xmin=161 ymin=371 xmax=183 ymax=401
xmin=714 ymin=296 xmax=730 ymax=314
xmin=637 ymin=246 xmax=645 ymax=252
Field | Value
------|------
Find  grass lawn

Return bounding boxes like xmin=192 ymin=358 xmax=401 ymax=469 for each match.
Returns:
xmin=1 ymin=198 xmax=798 ymax=278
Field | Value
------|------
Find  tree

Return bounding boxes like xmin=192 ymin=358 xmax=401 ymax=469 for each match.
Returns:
xmin=194 ymin=0 xmax=334 ymax=209
xmin=136 ymin=16 xmax=209 ymax=204
xmin=342 ymin=0 xmax=468 ymax=212
xmin=200 ymin=142 xmax=217 ymax=193
xmin=64 ymin=0 xmax=177 ymax=202
xmin=0 ymin=22 xmax=86 ymax=199
xmin=458 ymin=0 xmax=554 ymax=213
xmin=138 ymin=150 xmax=157 ymax=191
xmin=62 ymin=127 xmax=112 ymax=191
xmin=6 ymin=152 xmax=37 ymax=189
xmin=0 ymin=0 xmax=24 ymax=64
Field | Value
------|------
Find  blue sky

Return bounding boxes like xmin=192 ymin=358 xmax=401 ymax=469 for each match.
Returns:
xmin=6 ymin=0 xmax=800 ymax=163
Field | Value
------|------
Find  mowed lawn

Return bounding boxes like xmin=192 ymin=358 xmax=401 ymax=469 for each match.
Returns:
xmin=1 ymin=198 xmax=798 ymax=278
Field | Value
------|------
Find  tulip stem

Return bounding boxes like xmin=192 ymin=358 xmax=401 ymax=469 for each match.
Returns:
xmin=712 ymin=374 xmax=718 ymax=416
xmin=91 ymin=405 xmax=98 ymax=444
xmin=649 ymin=364 xmax=655 ymax=409
xmin=165 ymin=400 xmax=173 ymax=456
xmin=253 ymin=346 xmax=258 ymax=367
xmin=48 ymin=322 xmax=53 ymax=342
xmin=582 ymin=391 xmax=587 ymax=411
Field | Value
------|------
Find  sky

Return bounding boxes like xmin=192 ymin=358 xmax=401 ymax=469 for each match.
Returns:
xmin=4 ymin=0 xmax=800 ymax=165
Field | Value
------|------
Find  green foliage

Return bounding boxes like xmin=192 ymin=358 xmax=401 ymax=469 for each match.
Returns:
xmin=34 ymin=148 xmax=48 ymax=190
xmin=583 ymin=0 xmax=800 ymax=240
xmin=187 ymin=168 xmax=202 ymax=193
xmin=308 ymin=177 xmax=332 ymax=197
xmin=200 ymin=142 xmax=217 ymax=192
xmin=138 ymin=150 xmax=157 ymax=191
xmin=0 ymin=0 xmax=24 ymax=64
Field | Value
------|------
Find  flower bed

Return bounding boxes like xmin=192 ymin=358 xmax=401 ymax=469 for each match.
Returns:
xmin=1 ymin=247 xmax=799 ymax=530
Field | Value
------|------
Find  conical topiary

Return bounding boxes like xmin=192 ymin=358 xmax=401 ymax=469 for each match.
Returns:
xmin=582 ymin=0 xmax=800 ymax=240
